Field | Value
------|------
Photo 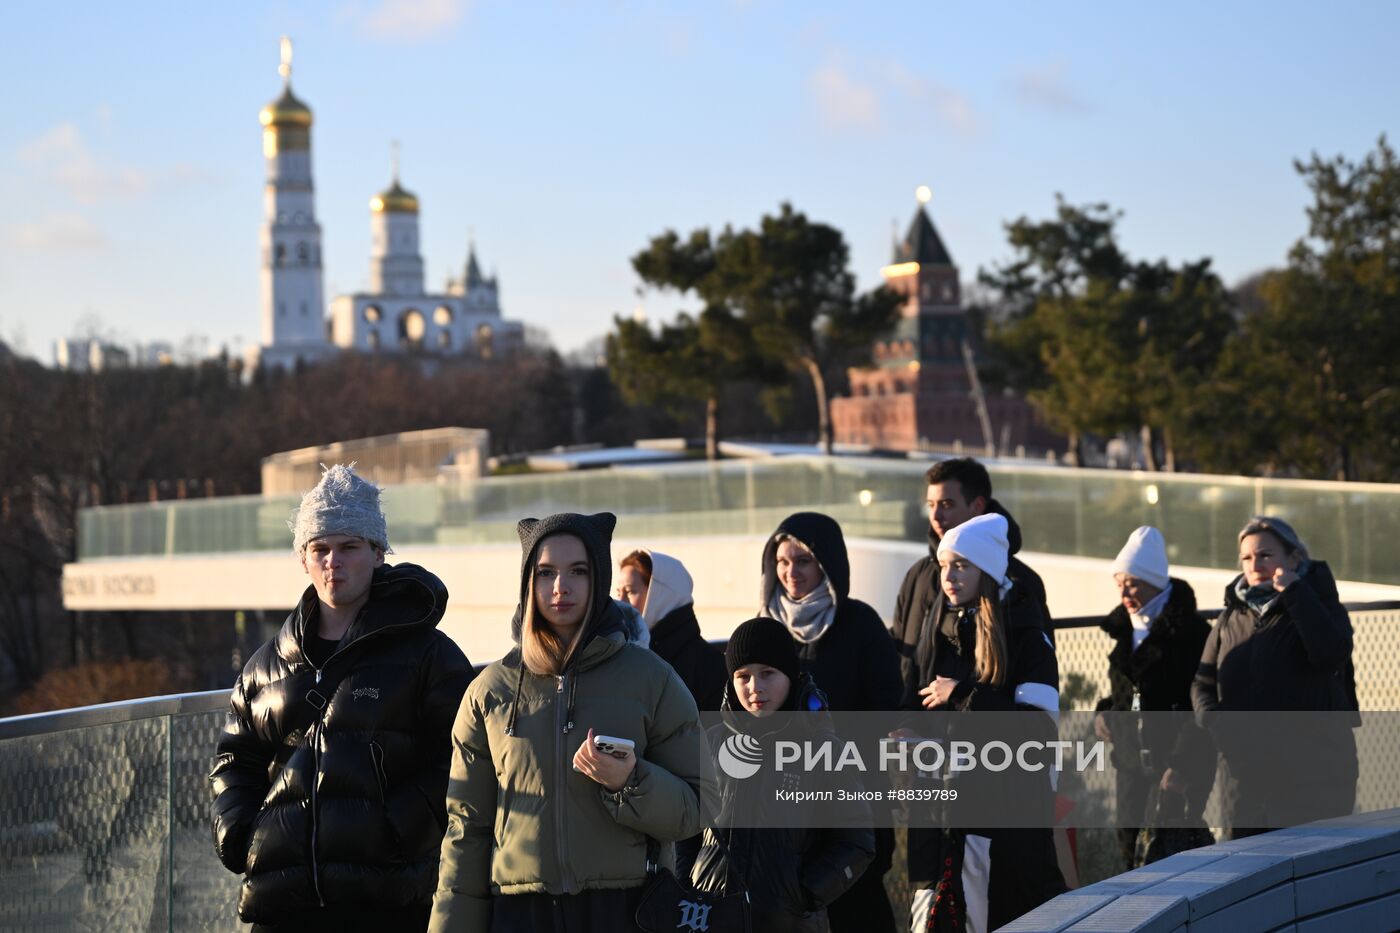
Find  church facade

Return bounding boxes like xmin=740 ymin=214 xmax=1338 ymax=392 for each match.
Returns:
xmin=251 ymin=41 xmax=522 ymax=372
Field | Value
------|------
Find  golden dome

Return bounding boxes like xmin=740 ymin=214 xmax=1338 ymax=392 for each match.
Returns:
xmin=370 ymin=180 xmax=419 ymax=214
xmin=259 ymin=86 xmax=313 ymax=128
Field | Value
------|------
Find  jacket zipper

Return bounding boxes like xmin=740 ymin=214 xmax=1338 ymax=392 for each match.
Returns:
xmin=554 ymin=673 xmax=575 ymax=893
xmin=310 ymin=718 xmax=325 ymax=905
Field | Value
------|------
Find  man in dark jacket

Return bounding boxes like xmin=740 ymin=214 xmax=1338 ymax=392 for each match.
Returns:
xmin=758 ymin=511 xmax=903 ymax=933
xmin=210 ymin=465 xmax=474 ymax=931
xmin=1092 ymin=526 xmax=1215 ymax=869
xmin=892 ymin=459 xmax=1052 ymax=679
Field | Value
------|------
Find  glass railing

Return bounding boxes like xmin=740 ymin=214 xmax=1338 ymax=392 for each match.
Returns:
xmin=0 ymin=691 xmax=237 ymax=931
xmin=77 ymin=457 xmax=1400 ymax=584
xmin=4 ymin=604 xmax=1398 ymax=928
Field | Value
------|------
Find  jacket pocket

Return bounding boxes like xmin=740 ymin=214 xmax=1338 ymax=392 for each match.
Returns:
xmin=369 ymin=741 xmax=388 ymax=801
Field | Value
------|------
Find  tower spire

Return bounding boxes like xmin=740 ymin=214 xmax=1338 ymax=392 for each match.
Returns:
xmin=391 ymin=140 xmax=401 ymax=182
xmin=279 ymin=36 xmax=293 ymax=86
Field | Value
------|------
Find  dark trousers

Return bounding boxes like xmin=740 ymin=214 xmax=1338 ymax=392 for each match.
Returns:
xmin=827 ymin=827 xmax=896 ymax=933
xmin=490 ymin=887 xmax=646 ymax=932
xmin=251 ymin=903 xmax=429 ymax=932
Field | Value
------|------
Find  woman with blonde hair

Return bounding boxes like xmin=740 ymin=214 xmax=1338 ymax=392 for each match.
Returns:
xmin=895 ymin=513 xmax=1064 ymax=933
xmin=431 ymin=512 xmax=711 ymax=932
xmin=1192 ymin=515 xmax=1357 ymax=837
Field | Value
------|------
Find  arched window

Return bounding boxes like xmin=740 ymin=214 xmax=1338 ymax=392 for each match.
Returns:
xmin=400 ymin=309 xmax=426 ymax=349
xmin=297 ymin=242 xmax=309 ymax=264
xmin=274 ymin=244 xmax=285 ymax=266
xmin=475 ymin=323 xmax=494 ymax=360
xmin=437 ymin=330 xmax=452 ymax=349
xmin=433 ymin=305 xmax=453 ymax=327
xmin=364 ymin=305 xmax=382 ymax=324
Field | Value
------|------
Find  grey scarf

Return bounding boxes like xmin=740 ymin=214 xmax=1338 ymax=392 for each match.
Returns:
xmin=1235 ymin=559 xmax=1310 ymax=615
xmin=765 ymin=584 xmax=836 ymax=644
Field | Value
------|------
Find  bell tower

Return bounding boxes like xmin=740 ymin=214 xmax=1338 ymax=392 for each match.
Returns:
xmin=258 ymin=37 xmax=327 ymax=352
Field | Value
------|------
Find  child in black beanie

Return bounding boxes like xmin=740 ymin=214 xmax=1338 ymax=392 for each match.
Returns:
xmin=679 ymin=618 xmax=874 ymax=932
xmin=724 ymin=616 xmax=803 ymax=716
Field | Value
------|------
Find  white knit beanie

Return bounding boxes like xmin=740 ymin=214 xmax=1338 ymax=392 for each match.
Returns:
xmin=1111 ymin=525 xmax=1169 ymax=590
xmin=937 ymin=513 xmax=1009 ymax=586
xmin=289 ymin=463 xmax=391 ymax=554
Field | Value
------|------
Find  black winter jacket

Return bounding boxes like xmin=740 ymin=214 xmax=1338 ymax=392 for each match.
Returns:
xmin=759 ymin=512 xmax=903 ymax=715
xmin=1097 ymin=580 xmax=1215 ymax=776
xmin=1095 ymin=579 xmax=1216 ymax=825
xmin=891 ymin=498 xmax=1053 ymax=661
xmin=210 ymin=563 xmax=474 ymax=924
xmin=897 ymin=581 xmax=1065 ymax=923
xmin=895 ymin=574 xmax=1057 ymax=718
xmin=1191 ymin=561 xmax=1357 ymax=830
xmin=650 ymin=604 xmax=727 ymax=712
xmin=679 ymin=704 xmax=875 ymax=933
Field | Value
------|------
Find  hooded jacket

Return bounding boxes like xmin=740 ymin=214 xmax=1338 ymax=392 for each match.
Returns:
xmin=210 ymin=562 xmax=474 ymax=925
xmin=642 ymin=550 xmax=726 ymax=711
xmin=758 ymin=512 xmax=902 ymax=715
xmin=1191 ymin=561 xmax=1357 ymax=830
xmin=891 ymin=499 xmax=1053 ymax=669
xmin=679 ymin=681 xmax=875 ymax=933
xmin=430 ymin=513 xmax=712 ymax=933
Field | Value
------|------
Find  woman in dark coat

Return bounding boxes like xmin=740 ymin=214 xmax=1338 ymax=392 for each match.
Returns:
xmin=1191 ymin=516 xmax=1359 ymax=837
xmin=1093 ymin=526 xmax=1215 ymax=869
xmin=757 ymin=511 xmax=902 ymax=933
xmin=679 ymin=617 xmax=875 ymax=933
xmin=894 ymin=513 xmax=1065 ymax=933
xmin=617 ymin=549 xmax=726 ymax=711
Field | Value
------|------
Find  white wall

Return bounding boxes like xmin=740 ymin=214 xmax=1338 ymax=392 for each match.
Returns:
xmin=63 ymin=537 xmax=1400 ymax=666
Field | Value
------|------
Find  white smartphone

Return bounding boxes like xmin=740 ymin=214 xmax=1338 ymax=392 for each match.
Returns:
xmin=593 ymin=735 xmax=636 ymax=758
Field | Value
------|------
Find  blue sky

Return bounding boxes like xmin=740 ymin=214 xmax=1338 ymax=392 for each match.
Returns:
xmin=3 ymin=1 xmax=1397 ymax=362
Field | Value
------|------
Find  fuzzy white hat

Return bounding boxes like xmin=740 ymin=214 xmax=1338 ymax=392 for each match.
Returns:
xmin=937 ymin=513 xmax=1009 ymax=586
xmin=1111 ymin=525 xmax=1169 ymax=590
xmin=289 ymin=464 xmax=391 ymax=554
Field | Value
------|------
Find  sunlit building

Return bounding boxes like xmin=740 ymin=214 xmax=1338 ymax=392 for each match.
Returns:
xmin=250 ymin=39 xmax=521 ymax=372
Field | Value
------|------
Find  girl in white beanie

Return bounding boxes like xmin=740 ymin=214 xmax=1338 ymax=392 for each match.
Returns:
xmin=900 ymin=512 xmax=1066 ymax=933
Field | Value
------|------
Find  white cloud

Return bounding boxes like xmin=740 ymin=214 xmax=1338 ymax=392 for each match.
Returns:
xmin=809 ymin=58 xmax=981 ymax=139
xmin=17 ymin=122 xmax=151 ymax=204
xmin=1012 ymin=62 xmax=1089 ymax=114
xmin=810 ymin=65 xmax=882 ymax=132
xmin=349 ymin=0 xmax=468 ymax=42
xmin=881 ymin=63 xmax=981 ymax=137
xmin=6 ymin=212 xmax=108 ymax=252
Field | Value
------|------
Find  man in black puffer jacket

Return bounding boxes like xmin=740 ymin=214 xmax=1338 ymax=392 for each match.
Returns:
xmin=210 ymin=465 xmax=474 ymax=931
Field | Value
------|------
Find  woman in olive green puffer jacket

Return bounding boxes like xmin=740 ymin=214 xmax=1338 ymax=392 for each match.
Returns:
xmin=430 ymin=512 xmax=714 ymax=932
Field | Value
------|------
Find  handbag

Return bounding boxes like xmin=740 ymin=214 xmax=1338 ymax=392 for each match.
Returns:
xmin=635 ymin=833 xmax=752 ymax=933
xmin=1134 ymin=783 xmax=1215 ymax=867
